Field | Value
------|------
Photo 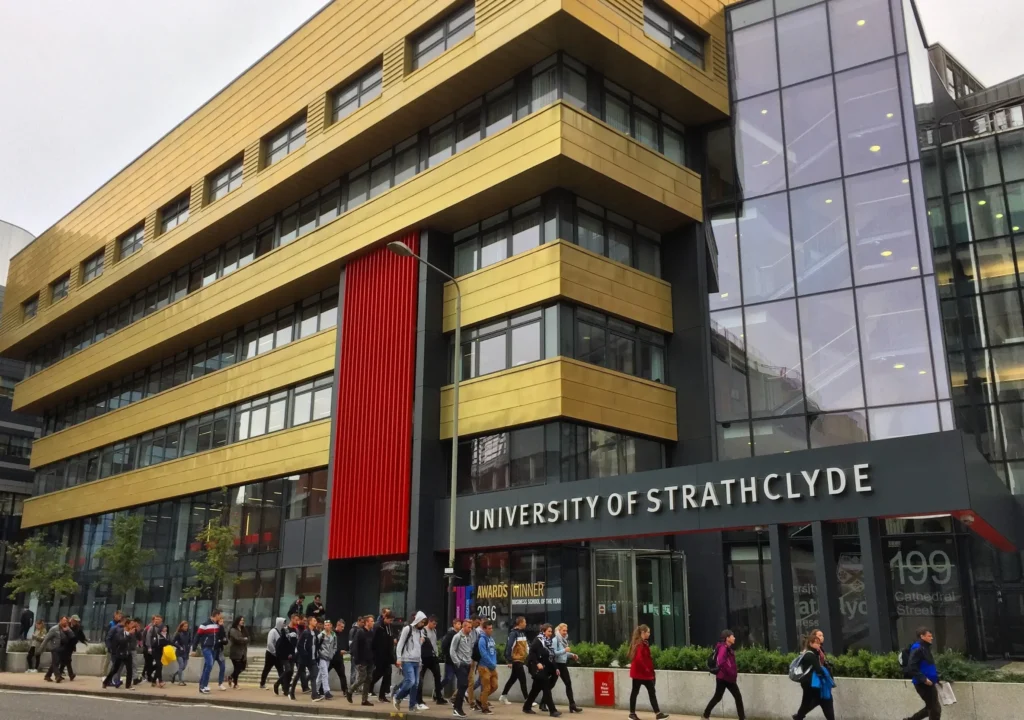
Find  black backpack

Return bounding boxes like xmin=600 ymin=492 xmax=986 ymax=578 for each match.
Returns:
xmin=471 ymin=632 xmax=481 ymax=662
xmin=898 ymin=643 xmax=916 ymax=678
xmin=706 ymin=644 xmax=720 ymax=674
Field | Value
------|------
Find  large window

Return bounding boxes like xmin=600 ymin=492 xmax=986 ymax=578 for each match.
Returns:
xmin=603 ymin=77 xmax=686 ymax=165
xmin=643 ymin=1 xmax=705 ymax=68
xmin=455 ymin=309 xmax=549 ymax=381
xmin=118 ymin=225 xmax=144 ymax=260
xmin=571 ymin=307 xmax=666 ymax=383
xmin=332 ymin=63 xmax=383 ymax=123
xmin=266 ymin=115 xmax=307 ymax=166
xmin=159 ymin=195 xmax=190 ymax=234
xmin=0 ymin=433 xmax=32 ymax=460
xmin=411 ymin=3 xmax=475 ymax=70
xmin=209 ymin=159 xmax=243 ymax=202
xmin=82 ymin=251 xmax=104 ymax=284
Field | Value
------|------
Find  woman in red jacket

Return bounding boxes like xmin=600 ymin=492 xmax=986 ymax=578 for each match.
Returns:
xmin=627 ymin=625 xmax=668 ymax=720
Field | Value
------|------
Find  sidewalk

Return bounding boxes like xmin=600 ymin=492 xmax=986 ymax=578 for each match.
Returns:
xmin=0 ymin=673 xmax=701 ymax=720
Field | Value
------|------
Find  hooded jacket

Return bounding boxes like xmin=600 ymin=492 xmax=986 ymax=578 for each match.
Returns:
xmin=41 ymin=625 xmax=65 ymax=653
xmin=352 ymin=625 xmax=374 ymax=666
xmin=449 ymin=630 xmax=474 ymax=667
xmin=629 ymin=640 xmax=655 ymax=681
xmin=296 ymin=626 xmax=316 ymax=664
xmin=275 ymin=625 xmax=296 ymax=662
xmin=173 ymin=629 xmax=191 ymax=659
xmin=421 ymin=626 xmax=439 ymax=661
xmin=267 ymin=617 xmax=285 ymax=656
xmin=319 ymin=630 xmax=338 ymax=661
xmin=477 ymin=632 xmax=498 ymax=670
xmin=505 ymin=627 xmax=529 ymax=663
xmin=713 ymin=642 xmax=738 ymax=683
xmin=372 ymin=621 xmax=395 ymax=665
xmin=909 ymin=640 xmax=940 ymax=686
xmin=397 ymin=611 xmax=427 ymax=664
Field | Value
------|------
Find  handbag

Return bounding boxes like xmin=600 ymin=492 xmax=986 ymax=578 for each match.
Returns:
xmin=937 ymin=682 xmax=957 ymax=706
xmin=162 ymin=645 xmax=177 ymax=666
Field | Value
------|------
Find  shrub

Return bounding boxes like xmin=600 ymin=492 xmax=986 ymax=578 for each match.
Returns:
xmin=615 ymin=642 xmax=631 ymax=668
xmin=867 ymin=652 xmax=903 ymax=679
xmin=6 ymin=640 xmax=29 ymax=652
xmin=830 ymin=650 xmax=873 ymax=678
xmin=86 ymin=644 xmax=109 ymax=655
xmin=657 ymin=644 xmax=709 ymax=672
xmin=935 ymin=650 xmax=995 ymax=682
xmin=735 ymin=646 xmax=793 ymax=675
xmin=572 ymin=642 xmax=614 ymax=668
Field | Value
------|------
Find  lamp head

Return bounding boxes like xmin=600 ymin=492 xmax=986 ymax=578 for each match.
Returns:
xmin=386 ymin=241 xmax=414 ymax=257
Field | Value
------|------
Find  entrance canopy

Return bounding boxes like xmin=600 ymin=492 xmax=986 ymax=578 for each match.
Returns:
xmin=436 ymin=431 xmax=1021 ymax=552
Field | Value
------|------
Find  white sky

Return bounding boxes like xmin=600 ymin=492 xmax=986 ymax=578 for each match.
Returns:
xmin=0 ymin=0 xmax=1021 ymax=237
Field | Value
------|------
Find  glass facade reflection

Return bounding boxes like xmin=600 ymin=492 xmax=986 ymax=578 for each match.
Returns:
xmin=714 ymin=0 xmax=949 ymax=456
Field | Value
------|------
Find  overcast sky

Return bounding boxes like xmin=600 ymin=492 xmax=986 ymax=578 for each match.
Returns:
xmin=0 ymin=0 xmax=1021 ymax=237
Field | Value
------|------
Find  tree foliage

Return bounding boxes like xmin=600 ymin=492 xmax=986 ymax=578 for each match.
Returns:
xmin=93 ymin=514 xmax=155 ymax=604
xmin=3 ymin=536 xmax=79 ymax=604
xmin=182 ymin=522 xmax=239 ymax=601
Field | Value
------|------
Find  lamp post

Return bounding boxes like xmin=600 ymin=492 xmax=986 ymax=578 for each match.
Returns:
xmin=386 ymin=240 xmax=462 ymax=622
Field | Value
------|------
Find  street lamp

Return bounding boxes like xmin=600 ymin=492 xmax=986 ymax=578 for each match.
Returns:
xmin=386 ymin=240 xmax=462 ymax=620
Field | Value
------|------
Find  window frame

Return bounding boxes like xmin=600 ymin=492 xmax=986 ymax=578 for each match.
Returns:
xmin=411 ymin=2 xmax=476 ymax=71
xmin=81 ymin=251 xmax=105 ymax=284
xmin=643 ymin=0 xmax=705 ymax=68
xmin=265 ymin=115 xmax=308 ymax=167
xmin=117 ymin=224 xmax=145 ymax=261
xmin=331 ymin=62 xmax=384 ymax=123
xmin=50 ymin=274 xmax=70 ymax=303
xmin=208 ymin=158 xmax=244 ymax=202
xmin=159 ymin=195 xmax=190 ymax=234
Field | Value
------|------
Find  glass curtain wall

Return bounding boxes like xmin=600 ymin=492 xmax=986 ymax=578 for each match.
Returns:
xmin=712 ymin=0 xmax=951 ymax=459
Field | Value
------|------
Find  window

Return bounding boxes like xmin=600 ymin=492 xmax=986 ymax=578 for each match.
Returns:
xmin=209 ymin=159 xmax=243 ymax=202
xmin=159 ymin=195 xmax=190 ymax=234
xmin=644 ymin=1 xmax=704 ymax=67
xmin=454 ymin=308 xmax=546 ymax=381
xmin=82 ymin=251 xmax=104 ymax=284
xmin=50 ymin=275 xmax=70 ymax=302
xmin=571 ymin=307 xmax=666 ymax=382
xmin=572 ymin=197 xmax=662 ymax=277
xmin=118 ymin=225 xmax=145 ymax=260
xmin=332 ymin=63 xmax=383 ymax=123
xmin=266 ymin=115 xmax=307 ymax=166
xmin=22 ymin=295 xmax=38 ymax=320
xmin=0 ymin=376 xmax=16 ymax=399
xmin=411 ymin=3 xmax=475 ymax=70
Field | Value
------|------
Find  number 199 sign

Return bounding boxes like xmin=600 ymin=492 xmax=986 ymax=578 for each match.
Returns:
xmin=887 ymin=541 xmax=962 ymax=618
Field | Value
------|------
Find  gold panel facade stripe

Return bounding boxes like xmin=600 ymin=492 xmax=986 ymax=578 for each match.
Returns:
xmin=21 ymin=420 xmax=332 ymax=528
xmin=439 ymin=357 xmax=677 ymax=441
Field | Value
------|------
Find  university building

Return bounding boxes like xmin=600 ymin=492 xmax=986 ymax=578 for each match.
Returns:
xmin=4 ymin=0 xmax=1024 ymax=658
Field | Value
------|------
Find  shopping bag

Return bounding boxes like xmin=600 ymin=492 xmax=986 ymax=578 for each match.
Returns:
xmin=937 ymin=681 xmax=957 ymax=706
xmin=162 ymin=645 xmax=177 ymax=666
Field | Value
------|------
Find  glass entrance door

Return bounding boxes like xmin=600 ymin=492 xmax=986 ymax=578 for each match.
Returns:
xmin=593 ymin=549 xmax=687 ymax=648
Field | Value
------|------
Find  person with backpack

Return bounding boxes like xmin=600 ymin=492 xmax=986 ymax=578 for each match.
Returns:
xmin=59 ymin=615 xmax=88 ymax=681
xmin=418 ymin=615 xmax=447 ymax=706
xmin=627 ymin=624 xmax=668 ymax=720
xmin=348 ymin=615 xmax=377 ymax=706
xmin=553 ymin=623 xmax=581 ymax=713
xmin=903 ymin=627 xmax=942 ymax=720
xmin=329 ymin=618 xmax=351 ymax=699
xmin=702 ymin=629 xmax=744 ymax=720
xmin=260 ymin=617 xmax=286 ymax=689
xmin=467 ymin=616 xmax=484 ymax=711
xmin=394 ymin=611 xmax=428 ymax=711
xmin=791 ymin=629 xmax=836 ymax=720
xmin=105 ymin=610 xmax=125 ymax=688
xmin=291 ymin=616 xmax=320 ymax=701
xmin=449 ymin=618 xmax=475 ymax=718
xmin=523 ymin=623 xmax=560 ymax=718
xmin=316 ymin=619 xmax=339 ymax=701
xmin=102 ymin=618 xmax=138 ymax=690
xmin=141 ymin=615 xmax=163 ymax=684
xmin=273 ymin=615 xmax=298 ymax=696
xmin=499 ymin=616 xmax=529 ymax=705
xmin=371 ymin=610 xmax=396 ymax=702
xmin=440 ymin=618 xmax=462 ymax=701
xmin=348 ymin=616 xmax=365 ymax=686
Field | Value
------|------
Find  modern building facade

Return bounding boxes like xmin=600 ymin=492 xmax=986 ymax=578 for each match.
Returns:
xmin=3 ymin=0 xmax=1023 ymax=659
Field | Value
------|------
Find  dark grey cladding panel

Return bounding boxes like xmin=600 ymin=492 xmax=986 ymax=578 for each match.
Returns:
xmin=436 ymin=431 xmax=1012 ymax=551
xmin=962 ymin=433 xmax=1024 ymax=549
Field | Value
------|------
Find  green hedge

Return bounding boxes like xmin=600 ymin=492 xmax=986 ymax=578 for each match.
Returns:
xmin=563 ymin=643 xmax=1022 ymax=683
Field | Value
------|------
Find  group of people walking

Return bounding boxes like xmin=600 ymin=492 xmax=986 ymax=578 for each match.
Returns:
xmin=21 ymin=613 xmax=88 ymax=682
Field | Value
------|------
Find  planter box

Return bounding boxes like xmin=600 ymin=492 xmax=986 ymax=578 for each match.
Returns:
xmin=4 ymin=652 xmax=107 ymax=677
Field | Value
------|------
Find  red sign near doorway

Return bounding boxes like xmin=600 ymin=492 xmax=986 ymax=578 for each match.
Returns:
xmin=594 ymin=671 xmax=615 ymax=707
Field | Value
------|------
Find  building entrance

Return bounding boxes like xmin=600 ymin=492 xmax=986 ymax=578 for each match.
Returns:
xmin=593 ymin=549 xmax=687 ymax=649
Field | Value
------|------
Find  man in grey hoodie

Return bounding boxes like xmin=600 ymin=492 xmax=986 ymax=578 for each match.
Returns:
xmin=316 ymin=620 xmax=339 ymax=701
xmin=260 ymin=617 xmax=286 ymax=690
xmin=393 ymin=611 xmax=427 ymax=712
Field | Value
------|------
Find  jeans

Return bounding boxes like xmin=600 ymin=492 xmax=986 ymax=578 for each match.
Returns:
xmin=44 ymin=650 xmax=62 ymax=681
xmin=292 ymin=660 xmax=317 ymax=697
xmin=104 ymin=656 xmax=134 ymax=689
xmin=318 ymin=658 xmax=332 ymax=696
xmin=200 ymin=648 xmax=216 ymax=689
xmin=502 ymin=661 xmax=528 ymax=699
xmin=395 ymin=662 xmax=420 ymax=705
xmin=171 ymin=655 xmax=189 ymax=683
xmin=107 ymin=652 xmax=123 ymax=686
xmin=704 ymin=679 xmax=745 ymax=720
xmin=453 ymin=665 xmax=470 ymax=714
xmin=442 ymin=661 xmax=458 ymax=697
xmin=629 ymin=679 xmax=661 ymax=714
xmin=216 ymin=653 xmax=226 ymax=685
xmin=909 ymin=683 xmax=942 ymax=720
xmin=478 ymin=666 xmax=499 ymax=709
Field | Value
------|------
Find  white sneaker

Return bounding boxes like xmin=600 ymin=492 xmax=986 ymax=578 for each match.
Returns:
xmin=417 ymin=703 xmax=430 ymax=710
xmin=219 ymin=684 xmax=227 ymax=691
xmin=500 ymin=695 xmax=510 ymax=705
xmin=394 ymin=698 xmax=402 ymax=711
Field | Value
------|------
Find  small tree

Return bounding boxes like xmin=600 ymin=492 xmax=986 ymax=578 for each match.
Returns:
xmin=4 ymin=536 xmax=79 ymax=606
xmin=182 ymin=523 xmax=239 ymax=602
xmin=93 ymin=514 xmax=155 ymax=607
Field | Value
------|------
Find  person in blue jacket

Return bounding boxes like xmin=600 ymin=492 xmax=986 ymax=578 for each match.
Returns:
xmin=477 ymin=620 xmax=499 ymax=714
xmin=904 ymin=627 xmax=942 ymax=720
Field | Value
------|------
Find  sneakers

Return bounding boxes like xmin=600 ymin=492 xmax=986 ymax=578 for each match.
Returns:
xmin=313 ymin=695 xmax=324 ymax=703
xmin=656 ymin=714 xmax=669 ymax=720
xmin=437 ymin=698 xmax=451 ymax=706
xmin=362 ymin=700 xmax=375 ymax=707
xmin=394 ymin=698 xmax=402 ymax=712
xmin=324 ymin=693 xmax=334 ymax=700
xmin=417 ymin=704 xmax=430 ymax=711
xmin=629 ymin=714 xmax=640 ymax=720
xmin=200 ymin=687 xmax=211 ymax=694
xmin=483 ymin=709 xmax=494 ymax=715
xmin=500 ymin=696 xmax=511 ymax=705
xmin=219 ymin=683 xmax=227 ymax=691
xmin=453 ymin=710 xmax=468 ymax=718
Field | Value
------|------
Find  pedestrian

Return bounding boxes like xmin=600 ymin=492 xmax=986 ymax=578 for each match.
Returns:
xmin=702 ymin=630 xmax=745 ymax=720
xmin=371 ymin=609 xmax=396 ymax=702
xmin=316 ymin=619 xmax=338 ymax=701
xmin=467 ymin=615 xmax=483 ymax=711
xmin=273 ymin=614 xmax=298 ymax=696
xmin=627 ymin=624 xmax=668 ymax=720
xmin=20 ymin=605 xmax=34 ymax=640
xmin=440 ymin=618 xmax=462 ymax=701
xmin=288 ymin=595 xmax=306 ymax=621
xmin=553 ymin=623 xmax=581 ymax=713
xmin=142 ymin=615 xmax=163 ymax=684
xmin=499 ymin=616 xmax=529 ymax=705
xmin=330 ymin=618 xmax=351 ymax=700
xmin=59 ymin=615 xmax=88 ymax=681
xmin=102 ymin=618 xmax=137 ymax=690
xmin=170 ymin=621 xmax=191 ymax=686
xmin=228 ymin=616 xmax=250 ymax=688
xmin=105 ymin=610 xmax=125 ymax=688
xmin=904 ymin=627 xmax=942 ymax=720
xmin=477 ymin=619 xmax=500 ymax=714
xmin=152 ymin=625 xmax=170 ymax=688
xmin=194 ymin=608 xmax=223 ymax=694
xmin=261 ymin=617 xmax=286 ymax=690
xmin=215 ymin=615 xmax=229 ymax=690
xmin=42 ymin=616 xmax=69 ymax=683
xmin=449 ymin=616 xmax=475 ymax=718
xmin=291 ymin=616 xmax=320 ymax=701
xmin=348 ymin=616 xmax=364 ymax=687
xmin=393 ymin=611 xmax=427 ymax=711
xmin=523 ymin=623 xmax=560 ymax=718
xmin=306 ymin=594 xmax=326 ymax=623
xmin=418 ymin=614 xmax=446 ymax=706
xmin=348 ymin=615 xmax=376 ymax=706
xmin=792 ymin=629 xmax=836 ymax=720
xmin=26 ymin=619 xmax=46 ymax=673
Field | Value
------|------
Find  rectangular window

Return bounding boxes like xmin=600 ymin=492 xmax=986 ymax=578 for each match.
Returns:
xmin=209 ymin=158 xmax=243 ymax=202
xmin=331 ymin=63 xmax=383 ymax=123
xmin=50 ymin=274 xmax=70 ymax=302
xmin=82 ymin=251 xmax=105 ymax=284
xmin=266 ymin=114 xmax=307 ymax=166
xmin=22 ymin=295 xmax=38 ymax=320
xmin=118 ymin=224 xmax=145 ymax=260
xmin=411 ymin=3 xmax=475 ymax=70
xmin=643 ymin=1 xmax=704 ymax=68
xmin=159 ymin=195 xmax=190 ymax=234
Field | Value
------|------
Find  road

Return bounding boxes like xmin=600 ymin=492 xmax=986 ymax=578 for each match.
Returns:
xmin=0 ymin=688 xmax=373 ymax=720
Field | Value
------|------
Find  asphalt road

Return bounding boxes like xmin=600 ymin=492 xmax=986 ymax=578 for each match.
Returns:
xmin=0 ymin=688 xmax=375 ymax=720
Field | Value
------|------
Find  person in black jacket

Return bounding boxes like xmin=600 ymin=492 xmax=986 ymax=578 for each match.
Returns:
xmin=290 ymin=616 xmax=320 ymax=701
xmin=274 ymin=616 xmax=298 ymax=696
xmin=371 ymin=610 xmax=396 ymax=702
xmin=58 ymin=615 xmax=88 ymax=681
xmin=287 ymin=595 xmax=306 ymax=621
xmin=417 ymin=615 xmax=446 ymax=706
xmin=792 ymin=630 xmax=835 ymax=720
xmin=523 ymin=624 xmax=560 ymax=718
xmin=20 ymin=606 xmax=33 ymax=640
xmin=306 ymin=594 xmax=326 ymax=622
xmin=348 ymin=617 xmax=364 ymax=686
xmin=329 ymin=618 xmax=351 ymax=699
xmin=440 ymin=618 xmax=462 ymax=701
xmin=102 ymin=619 xmax=137 ymax=690
xmin=347 ymin=615 xmax=376 ymax=706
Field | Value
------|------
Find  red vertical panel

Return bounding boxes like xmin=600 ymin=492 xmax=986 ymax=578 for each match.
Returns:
xmin=328 ymin=234 xmax=419 ymax=559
